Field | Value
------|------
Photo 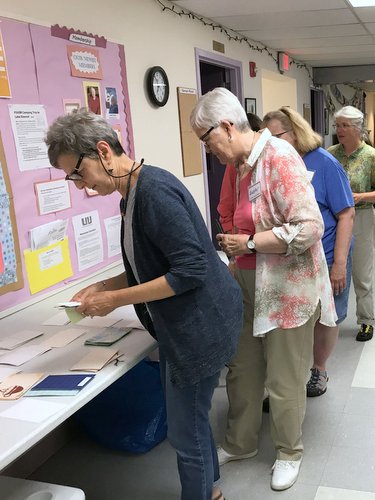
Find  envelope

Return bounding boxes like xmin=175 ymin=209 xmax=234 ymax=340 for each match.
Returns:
xmin=70 ymin=347 xmax=120 ymax=372
xmin=0 ymin=372 xmax=44 ymax=400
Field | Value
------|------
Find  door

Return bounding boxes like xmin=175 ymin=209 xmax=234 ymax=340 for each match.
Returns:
xmin=197 ymin=53 xmax=242 ymax=251
xmin=199 ymin=62 xmax=231 ymax=248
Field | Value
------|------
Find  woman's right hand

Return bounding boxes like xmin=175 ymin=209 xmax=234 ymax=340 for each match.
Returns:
xmin=72 ymin=282 xmax=103 ymax=303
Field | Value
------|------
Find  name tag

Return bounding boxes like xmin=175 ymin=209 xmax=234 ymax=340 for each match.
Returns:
xmin=248 ymin=181 xmax=261 ymax=202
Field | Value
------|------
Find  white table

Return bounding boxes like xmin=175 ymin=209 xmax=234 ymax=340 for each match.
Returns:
xmin=0 ymin=266 xmax=158 ymax=472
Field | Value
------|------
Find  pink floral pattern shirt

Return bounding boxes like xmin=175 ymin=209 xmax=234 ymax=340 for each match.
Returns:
xmin=249 ymin=129 xmax=337 ymax=336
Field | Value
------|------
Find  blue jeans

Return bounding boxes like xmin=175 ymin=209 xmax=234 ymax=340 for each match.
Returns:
xmin=159 ymin=354 xmax=220 ymax=500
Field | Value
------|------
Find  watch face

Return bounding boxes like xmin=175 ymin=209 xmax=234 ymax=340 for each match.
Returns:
xmin=147 ymin=66 xmax=169 ymax=107
xmin=153 ymin=70 xmax=166 ymax=103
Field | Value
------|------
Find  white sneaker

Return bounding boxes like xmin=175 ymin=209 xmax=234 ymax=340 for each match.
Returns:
xmin=271 ymin=458 xmax=302 ymax=490
xmin=217 ymin=445 xmax=258 ymax=466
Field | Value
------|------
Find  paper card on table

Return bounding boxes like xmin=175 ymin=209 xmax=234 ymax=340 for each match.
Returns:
xmin=0 ymin=367 xmax=18 ymax=383
xmin=24 ymin=238 xmax=73 ymax=295
xmin=0 ymin=330 xmax=44 ymax=350
xmin=0 ymin=345 xmax=51 ymax=366
xmin=42 ymin=311 xmax=70 ymax=326
xmin=0 ymin=372 xmax=44 ymax=400
xmin=115 ymin=308 xmax=146 ymax=330
xmin=70 ymin=347 xmax=119 ymax=372
xmin=40 ymin=328 xmax=86 ymax=348
xmin=79 ymin=315 xmax=120 ymax=328
xmin=0 ymin=399 xmax=66 ymax=423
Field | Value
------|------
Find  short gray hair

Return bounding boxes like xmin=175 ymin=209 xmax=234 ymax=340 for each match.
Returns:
xmin=45 ymin=108 xmax=123 ymax=167
xmin=190 ymin=87 xmax=249 ymax=132
xmin=334 ymin=105 xmax=364 ymax=134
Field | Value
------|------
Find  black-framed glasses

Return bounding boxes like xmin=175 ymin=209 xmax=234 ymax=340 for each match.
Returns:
xmin=273 ymin=129 xmax=292 ymax=138
xmin=200 ymin=126 xmax=215 ymax=143
xmin=65 ymin=153 xmax=85 ymax=181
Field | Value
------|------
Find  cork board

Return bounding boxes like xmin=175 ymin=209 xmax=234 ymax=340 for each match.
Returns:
xmin=177 ymin=87 xmax=203 ymax=176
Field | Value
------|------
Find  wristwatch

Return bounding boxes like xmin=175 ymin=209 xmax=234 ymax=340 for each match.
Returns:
xmin=247 ymin=235 xmax=256 ymax=253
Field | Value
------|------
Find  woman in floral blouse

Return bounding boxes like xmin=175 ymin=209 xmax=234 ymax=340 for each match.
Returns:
xmin=328 ymin=106 xmax=375 ymax=342
xmin=190 ymin=88 xmax=336 ymax=492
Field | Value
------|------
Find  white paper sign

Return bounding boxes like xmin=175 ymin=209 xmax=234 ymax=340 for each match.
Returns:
xmin=29 ymin=219 xmax=68 ymax=251
xmin=35 ymin=178 xmax=71 ymax=215
xmin=72 ymin=210 xmax=104 ymax=271
xmin=38 ymin=246 xmax=63 ymax=271
xmin=9 ymin=104 xmax=49 ymax=171
xmin=104 ymin=215 xmax=121 ymax=258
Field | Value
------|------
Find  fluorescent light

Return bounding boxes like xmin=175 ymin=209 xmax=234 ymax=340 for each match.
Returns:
xmin=348 ymin=0 xmax=375 ymax=6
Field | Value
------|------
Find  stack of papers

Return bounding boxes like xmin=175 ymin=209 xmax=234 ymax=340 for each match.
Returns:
xmin=25 ymin=373 xmax=95 ymax=397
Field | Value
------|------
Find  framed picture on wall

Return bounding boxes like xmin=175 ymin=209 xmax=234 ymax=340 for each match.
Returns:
xmin=245 ymin=98 xmax=257 ymax=115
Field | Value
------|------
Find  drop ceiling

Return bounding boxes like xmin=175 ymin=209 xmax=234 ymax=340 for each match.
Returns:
xmin=171 ymin=0 xmax=375 ymax=68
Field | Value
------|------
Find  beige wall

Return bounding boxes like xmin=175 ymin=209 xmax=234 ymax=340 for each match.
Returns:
xmin=261 ymin=69 xmax=297 ymax=115
xmin=0 ymin=0 xmax=311 ymax=220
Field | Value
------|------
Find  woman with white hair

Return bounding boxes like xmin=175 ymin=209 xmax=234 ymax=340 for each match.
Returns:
xmin=190 ymin=88 xmax=337 ymax=491
xmin=328 ymin=106 xmax=375 ymax=342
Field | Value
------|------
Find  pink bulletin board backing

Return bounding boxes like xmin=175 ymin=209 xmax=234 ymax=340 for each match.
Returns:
xmin=0 ymin=17 xmax=134 ymax=312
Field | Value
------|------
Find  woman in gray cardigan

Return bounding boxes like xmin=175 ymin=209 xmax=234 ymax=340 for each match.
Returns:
xmin=45 ymin=109 xmax=243 ymax=500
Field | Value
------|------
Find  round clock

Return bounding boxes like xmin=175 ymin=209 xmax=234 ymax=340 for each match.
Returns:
xmin=147 ymin=66 xmax=169 ymax=107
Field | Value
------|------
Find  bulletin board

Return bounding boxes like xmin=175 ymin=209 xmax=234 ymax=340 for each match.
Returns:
xmin=0 ymin=17 xmax=135 ymax=312
xmin=177 ymin=87 xmax=203 ymax=177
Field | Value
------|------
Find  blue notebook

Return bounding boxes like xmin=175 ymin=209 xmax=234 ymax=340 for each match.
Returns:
xmin=25 ymin=373 xmax=95 ymax=396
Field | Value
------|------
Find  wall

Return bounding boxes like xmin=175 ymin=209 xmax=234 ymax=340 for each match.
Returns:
xmin=261 ymin=69 xmax=297 ymax=115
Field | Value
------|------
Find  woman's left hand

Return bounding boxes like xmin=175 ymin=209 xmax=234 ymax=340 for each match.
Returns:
xmin=76 ymin=291 xmax=117 ymax=317
xmin=217 ymin=233 xmax=249 ymax=256
xmin=352 ymin=192 xmax=365 ymax=204
xmin=330 ymin=262 xmax=347 ymax=296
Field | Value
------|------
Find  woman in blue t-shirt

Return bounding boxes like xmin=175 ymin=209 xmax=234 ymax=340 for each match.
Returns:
xmin=263 ymin=107 xmax=355 ymax=397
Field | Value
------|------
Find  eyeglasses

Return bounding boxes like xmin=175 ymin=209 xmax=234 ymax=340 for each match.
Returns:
xmin=199 ymin=126 xmax=215 ymax=143
xmin=333 ymin=123 xmax=352 ymax=130
xmin=273 ymin=129 xmax=292 ymax=138
xmin=65 ymin=153 xmax=85 ymax=181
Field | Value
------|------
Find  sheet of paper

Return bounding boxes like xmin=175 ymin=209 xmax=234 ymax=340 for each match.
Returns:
xmin=0 ymin=367 xmax=18 ymax=383
xmin=0 ymin=399 xmax=66 ymax=423
xmin=79 ymin=315 xmax=121 ymax=328
xmin=70 ymin=347 xmax=119 ymax=372
xmin=24 ymin=238 xmax=73 ymax=295
xmin=9 ymin=104 xmax=49 ymax=171
xmin=0 ymin=345 xmax=51 ymax=366
xmin=72 ymin=210 xmax=104 ymax=271
xmin=34 ymin=179 xmax=71 ymax=216
xmin=0 ymin=372 xmax=44 ymax=400
xmin=29 ymin=219 xmax=68 ymax=251
xmin=114 ymin=306 xmax=146 ymax=330
xmin=0 ymin=330 xmax=44 ymax=350
xmin=42 ymin=311 xmax=70 ymax=326
xmin=40 ymin=328 xmax=86 ymax=348
xmin=104 ymin=214 xmax=121 ymax=258
xmin=0 ymin=29 xmax=11 ymax=98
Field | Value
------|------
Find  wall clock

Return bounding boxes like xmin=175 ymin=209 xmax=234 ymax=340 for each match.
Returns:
xmin=147 ymin=66 xmax=169 ymax=107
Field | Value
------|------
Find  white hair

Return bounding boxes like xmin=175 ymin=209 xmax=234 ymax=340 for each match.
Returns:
xmin=190 ymin=87 xmax=249 ymax=132
xmin=334 ymin=105 xmax=364 ymax=134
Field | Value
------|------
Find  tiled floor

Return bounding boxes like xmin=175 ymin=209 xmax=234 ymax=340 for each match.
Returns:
xmin=29 ymin=287 xmax=375 ymax=499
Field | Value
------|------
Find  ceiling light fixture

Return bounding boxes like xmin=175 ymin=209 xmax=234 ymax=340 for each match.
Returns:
xmin=348 ymin=0 xmax=375 ymax=6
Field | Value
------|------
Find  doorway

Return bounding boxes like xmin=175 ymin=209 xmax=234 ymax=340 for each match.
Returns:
xmin=195 ymin=49 xmax=243 ymax=247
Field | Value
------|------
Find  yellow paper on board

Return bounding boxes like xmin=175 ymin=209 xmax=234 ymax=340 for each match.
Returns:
xmin=24 ymin=238 xmax=73 ymax=294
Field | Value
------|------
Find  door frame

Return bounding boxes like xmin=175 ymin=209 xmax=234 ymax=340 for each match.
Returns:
xmin=194 ymin=48 xmax=243 ymax=234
